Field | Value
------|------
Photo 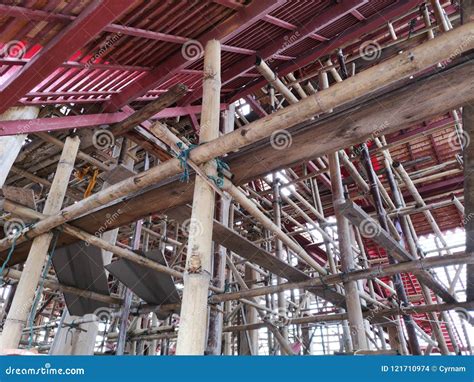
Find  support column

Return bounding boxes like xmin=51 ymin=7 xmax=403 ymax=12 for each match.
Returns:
xmin=328 ymin=152 xmax=368 ymax=350
xmin=463 ymin=0 xmax=474 ymax=303
xmin=0 ymin=106 xmax=39 ymax=187
xmin=0 ymin=136 xmax=80 ymax=351
xmin=176 ymin=40 xmax=221 ymax=355
xmin=272 ymin=179 xmax=289 ymax=343
xmin=359 ymin=144 xmax=422 ymax=355
xmin=206 ymin=104 xmax=235 ymax=354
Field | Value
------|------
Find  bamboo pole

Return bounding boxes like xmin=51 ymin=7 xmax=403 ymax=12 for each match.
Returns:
xmin=1 ymin=24 xmax=473 ymax=253
xmin=221 ymin=179 xmax=327 ymax=274
xmin=2 ymin=268 xmax=121 ymax=305
xmin=4 ymin=200 xmax=184 ymax=279
xmin=359 ymin=143 xmax=421 ymax=355
xmin=0 ymin=136 xmax=80 ymax=351
xmin=35 ymin=132 xmax=113 ymax=172
xmin=175 ymin=40 xmax=221 ymax=355
xmin=272 ymin=179 xmax=289 ymax=343
xmin=328 ymin=152 xmax=368 ymax=350
xmin=224 ymin=301 xmax=474 ymax=333
xmin=255 ymin=57 xmax=298 ymax=104
xmin=209 ymin=253 xmax=472 ymax=303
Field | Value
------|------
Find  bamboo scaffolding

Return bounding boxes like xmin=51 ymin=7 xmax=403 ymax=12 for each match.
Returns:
xmin=1 ymin=24 xmax=473 ymax=254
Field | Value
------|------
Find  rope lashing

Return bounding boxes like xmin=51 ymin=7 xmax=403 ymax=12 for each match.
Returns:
xmin=176 ymin=141 xmax=198 ymax=182
xmin=176 ymin=142 xmax=230 ymax=188
xmin=207 ymin=157 xmax=230 ymax=189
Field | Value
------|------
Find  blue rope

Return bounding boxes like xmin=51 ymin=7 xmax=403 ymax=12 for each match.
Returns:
xmin=176 ymin=142 xmax=198 ymax=183
xmin=176 ymin=142 xmax=230 ymax=188
xmin=207 ymin=157 xmax=230 ymax=189
xmin=27 ymin=230 xmax=60 ymax=348
xmin=0 ymin=236 xmax=17 ymax=285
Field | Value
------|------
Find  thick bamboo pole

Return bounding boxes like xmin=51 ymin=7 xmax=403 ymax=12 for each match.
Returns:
xmin=175 ymin=40 xmax=221 ymax=355
xmin=209 ymin=253 xmax=472 ymax=303
xmin=0 ymin=136 xmax=80 ymax=351
xmin=35 ymin=132 xmax=113 ymax=172
xmin=359 ymin=144 xmax=421 ymax=355
xmin=328 ymin=152 xmax=367 ymax=350
xmin=255 ymin=58 xmax=298 ymax=104
xmin=224 ymin=301 xmax=474 ymax=333
xmin=3 ymin=200 xmax=184 ymax=280
xmin=272 ymin=180 xmax=289 ymax=343
xmin=1 ymin=24 xmax=473 ymax=252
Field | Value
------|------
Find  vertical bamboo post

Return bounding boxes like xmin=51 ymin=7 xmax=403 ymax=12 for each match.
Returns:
xmin=272 ymin=179 xmax=289 ymax=343
xmin=430 ymin=0 xmax=450 ymax=32
xmin=207 ymin=105 xmax=234 ymax=355
xmin=328 ymin=152 xmax=368 ymax=350
xmin=0 ymin=106 xmax=39 ymax=187
xmin=255 ymin=57 xmax=298 ymax=105
xmin=359 ymin=144 xmax=422 ymax=355
xmin=175 ymin=40 xmax=221 ymax=355
xmin=0 ymin=136 xmax=80 ymax=351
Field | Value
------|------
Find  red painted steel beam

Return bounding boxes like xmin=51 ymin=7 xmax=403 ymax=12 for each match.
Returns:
xmin=103 ymin=0 xmax=287 ymax=112
xmin=0 ymin=4 xmax=290 ymax=60
xmin=0 ymin=0 xmax=134 ymax=114
xmin=182 ymin=0 xmax=368 ymax=105
xmin=0 ymin=105 xmax=228 ymax=136
xmin=229 ymin=0 xmax=423 ymax=102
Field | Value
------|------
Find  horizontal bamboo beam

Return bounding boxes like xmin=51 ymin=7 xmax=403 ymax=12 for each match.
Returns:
xmin=2 ymin=268 xmax=121 ymax=305
xmin=224 ymin=301 xmax=474 ymax=332
xmin=1 ymin=24 xmax=473 ymax=256
xmin=209 ymin=253 xmax=472 ymax=303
